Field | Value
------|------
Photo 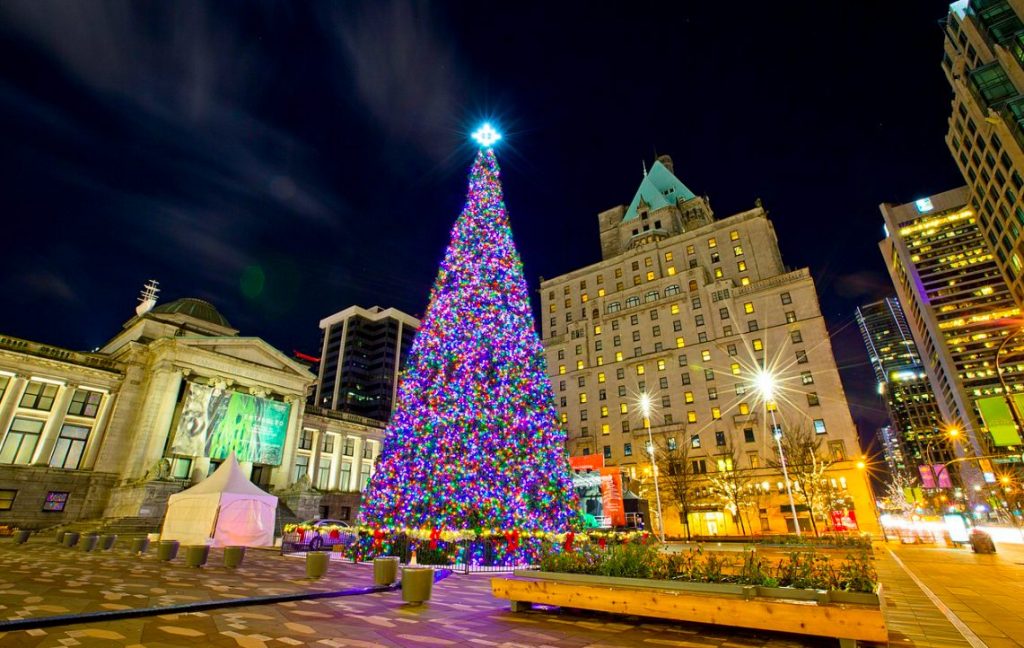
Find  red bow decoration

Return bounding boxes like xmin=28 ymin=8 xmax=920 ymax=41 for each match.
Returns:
xmin=296 ymin=528 xmax=305 ymax=541
xmin=563 ymin=531 xmax=575 ymax=553
xmin=372 ymin=529 xmax=385 ymax=549
xmin=329 ymin=529 xmax=340 ymax=540
xmin=505 ymin=530 xmax=520 ymax=552
xmin=429 ymin=528 xmax=441 ymax=550
xmin=598 ymin=537 xmax=607 ymax=550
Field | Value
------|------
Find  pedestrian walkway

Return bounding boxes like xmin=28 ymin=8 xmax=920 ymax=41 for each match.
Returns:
xmin=885 ymin=541 xmax=1024 ymax=648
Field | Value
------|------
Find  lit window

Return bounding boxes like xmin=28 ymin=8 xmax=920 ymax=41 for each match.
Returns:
xmin=737 ymin=261 xmax=746 ymax=271
xmin=801 ymin=371 xmax=814 ymax=385
xmin=657 ymin=359 xmax=666 ymax=370
xmin=636 ymin=365 xmax=645 ymax=375
xmin=701 ymin=350 xmax=711 ymax=361
xmin=687 ymin=411 xmax=697 ymax=423
xmin=671 ymin=304 xmax=680 ymax=315
xmin=598 ymin=288 xmax=606 ymax=297
xmin=712 ymin=407 xmax=721 ymax=420
xmin=752 ymin=339 xmax=763 ymax=351
xmin=729 ymin=230 xmax=739 ymax=241
xmin=676 ymin=337 xmax=685 ymax=348
xmin=560 ymin=413 xmax=568 ymax=423
xmin=714 ymin=268 xmax=723 ymax=278
xmin=577 ymin=360 xmax=585 ymax=370
xmin=664 ymin=252 xmax=673 ymax=261
xmin=620 ymin=403 xmax=629 ymax=414
xmin=615 ymin=352 xmax=623 ymax=361
xmin=740 ymin=277 xmax=750 ymax=286
xmin=579 ymin=393 xmax=588 ymax=403
xmin=581 ymin=293 xmax=589 ymax=302
xmin=685 ymin=391 xmax=694 ymax=403
xmin=731 ymin=363 xmax=741 ymax=375
xmin=743 ymin=302 xmax=754 ymax=314
xmin=598 ymin=372 xmax=606 ymax=383
xmin=739 ymin=402 xmax=750 ymax=415
xmin=594 ymin=325 xmax=602 ymax=335
xmin=646 ymin=271 xmax=655 ymax=281
xmin=813 ymin=419 xmax=827 ymax=434
xmin=597 ymin=355 xmax=604 ymax=365
xmin=602 ymin=424 xmax=610 ymax=435
xmin=686 ymin=244 xmax=695 ymax=254
xmin=708 ymin=238 xmax=717 ymax=248
xmin=558 ymin=365 xmax=566 ymax=375
xmin=733 ymin=245 xmax=743 ymax=256
xmin=667 ymin=266 xmax=676 ymax=276
xmin=601 ymin=406 xmax=608 ymax=417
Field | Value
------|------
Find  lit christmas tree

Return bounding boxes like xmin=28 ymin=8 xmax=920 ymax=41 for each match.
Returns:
xmin=358 ymin=125 xmax=579 ymax=535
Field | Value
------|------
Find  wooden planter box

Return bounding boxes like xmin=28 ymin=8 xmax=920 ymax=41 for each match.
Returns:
xmin=494 ymin=572 xmax=886 ymax=647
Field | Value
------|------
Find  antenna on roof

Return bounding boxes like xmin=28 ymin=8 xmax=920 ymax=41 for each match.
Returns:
xmin=642 ymin=160 xmax=647 ymax=178
xmin=136 ymin=279 xmax=160 ymax=316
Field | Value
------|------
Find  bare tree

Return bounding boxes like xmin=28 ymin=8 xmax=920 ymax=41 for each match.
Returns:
xmin=707 ymin=441 xmax=756 ymax=535
xmin=654 ymin=436 xmax=701 ymax=540
xmin=768 ymin=424 xmax=834 ymax=536
xmin=883 ymin=472 xmax=917 ymax=517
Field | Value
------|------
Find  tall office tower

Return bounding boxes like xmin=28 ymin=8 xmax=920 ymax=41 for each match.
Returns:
xmin=541 ymin=155 xmax=876 ymax=536
xmin=313 ymin=306 xmax=419 ymax=422
xmin=855 ymin=298 xmax=944 ymax=478
xmin=879 ymin=187 xmax=1024 ymax=476
xmin=943 ymin=1 xmax=1024 ymax=304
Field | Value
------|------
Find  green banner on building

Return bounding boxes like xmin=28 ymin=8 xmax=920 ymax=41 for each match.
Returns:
xmin=976 ymin=396 xmax=1023 ymax=447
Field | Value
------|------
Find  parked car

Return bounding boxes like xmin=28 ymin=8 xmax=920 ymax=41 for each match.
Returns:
xmin=292 ymin=519 xmax=357 ymax=551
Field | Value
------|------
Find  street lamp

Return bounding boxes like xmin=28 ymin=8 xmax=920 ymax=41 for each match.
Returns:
xmin=753 ymin=368 xmax=802 ymax=537
xmin=920 ymin=425 xmax=960 ymax=507
xmin=638 ymin=392 xmax=666 ymax=542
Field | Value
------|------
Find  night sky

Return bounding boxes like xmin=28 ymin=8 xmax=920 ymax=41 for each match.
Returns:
xmin=0 ymin=2 xmax=962 ymax=455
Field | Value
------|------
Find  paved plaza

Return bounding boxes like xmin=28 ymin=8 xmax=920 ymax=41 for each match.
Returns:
xmin=2 ymin=536 xmax=1022 ymax=647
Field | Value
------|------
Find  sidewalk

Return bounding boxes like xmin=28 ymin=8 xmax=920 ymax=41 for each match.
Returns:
xmin=884 ymin=541 xmax=1024 ymax=648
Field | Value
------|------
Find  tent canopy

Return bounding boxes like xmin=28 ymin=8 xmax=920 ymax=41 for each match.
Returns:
xmin=161 ymin=454 xmax=277 ymax=547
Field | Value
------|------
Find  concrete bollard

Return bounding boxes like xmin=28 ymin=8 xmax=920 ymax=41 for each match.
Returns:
xmin=80 ymin=534 xmax=100 ymax=552
xmin=158 ymin=540 xmax=180 ymax=561
xmin=13 ymin=530 xmax=30 ymax=545
xmin=185 ymin=545 xmax=210 ymax=568
xmin=224 ymin=546 xmax=245 ymax=569
xmin=101 ymin=534 xmax=117 ymax=551
xmin=373 ymin=557 xmax=400 ymax=585
xmin=401 ymin=567 xmax=434 ymax=606
xmin=62 ymin=532 xmax=80 ymax=548
xmin=306 ymin=551 xmax=330 ymax=579
xmin=130 ymin=537 xmax=150 ymax=555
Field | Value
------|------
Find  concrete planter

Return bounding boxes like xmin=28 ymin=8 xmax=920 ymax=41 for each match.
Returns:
xmin=130 ymin=537 xmax=150 ymax=555
xmin=224 ymin=546 xmax=246 ymax=569
xmin=158 ymin=540 xmax=180 ymax=561
xmin=373 ymin=557 xmax=399 ymax=585
xmin=101 ymin=534 xmax=117 ymax=551
xmin=13 ymin=530 xmax=30 ymax=545
xmin=829 ymin=589 xmax=881 ymax=606
xmin=80 ymin=534 xmax=100 ymax=552
xmin=62 ymin=532 xmax=80 ymax=548
xmin=515 ymin=570 xmax=755 ymax=598
xmin=306 ymin=552 xmax=330 ymax=579
xmin=401 ymin=567 xmax=434 ymax=605
xmin=756 ymin=585 xmax=828 ymax=604
xmin=185 ymin=545 xmax=210 ymax=568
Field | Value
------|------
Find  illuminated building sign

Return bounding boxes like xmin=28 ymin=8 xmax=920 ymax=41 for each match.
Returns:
xmin=915 ymin=197 xmax=934 ymax=212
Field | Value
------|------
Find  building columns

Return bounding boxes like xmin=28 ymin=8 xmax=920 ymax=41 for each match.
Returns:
xmin=32 ymin=383 xmax=77 ymax=466
xmin=0 ymin=375 xmax=28 ymax=441
xmin=307 ymin=429 xmax=322 ymax=481
xmin=328 ymin=432 xmax=343 ymax=490
xmin=132 ymin=368 xmax=185 ymax=480
xmin=81 ymin=391 xmax=116 ymax=471
xmin=273 ymin=395 xmax=302 ymax=490
xmin=349 ymin=436 xmax=364 ymax=491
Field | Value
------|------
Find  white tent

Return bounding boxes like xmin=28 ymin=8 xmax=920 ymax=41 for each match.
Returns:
xmin=161 ymin=454 xmax=277 ymax=547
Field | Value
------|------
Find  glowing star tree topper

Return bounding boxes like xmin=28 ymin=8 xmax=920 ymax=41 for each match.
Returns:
xmin=357 ymin=131 xmax=578 ymax=533
xmin=471 ymin=122 xmax=502 ymax=148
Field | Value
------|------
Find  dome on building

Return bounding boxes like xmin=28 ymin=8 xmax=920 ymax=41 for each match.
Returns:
xmin=151 ymin=298 xmax=232 ymax=328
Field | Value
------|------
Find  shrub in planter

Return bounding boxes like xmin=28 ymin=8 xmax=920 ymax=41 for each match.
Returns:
xmin=838 ymin=551 xmax=877 ymax=594
xmin=597 ymin=542 xmax=658 ymax=579
xmin=539 ymin=545 xmax=601 ymax=575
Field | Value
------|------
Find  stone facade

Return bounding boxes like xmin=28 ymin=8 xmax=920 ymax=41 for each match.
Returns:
xmin=541 ymin=155 xmax=878 ymax=537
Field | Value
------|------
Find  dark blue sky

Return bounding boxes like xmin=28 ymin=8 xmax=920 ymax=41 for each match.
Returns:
xmin=0 ymin=1 xmax=962 ymax=453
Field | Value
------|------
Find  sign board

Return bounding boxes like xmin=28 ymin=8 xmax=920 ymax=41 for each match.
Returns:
xmin=570 ymin=454 xmax=624 ymax=527
xmin=943 ymin=513 xmax=970 ymax=543
xmin=977 ymin=396 xmax=1024 ymax=446
xmin=171 ymin=382 xmax=290 ymax=466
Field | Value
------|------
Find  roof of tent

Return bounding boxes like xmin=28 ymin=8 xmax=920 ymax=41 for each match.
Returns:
xmin=169 ymin=453 xmax=276 ymax=501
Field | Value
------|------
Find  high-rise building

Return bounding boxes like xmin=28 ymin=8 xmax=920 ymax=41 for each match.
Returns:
xmin=312 ymin=306 xmax=419 ymax=422
xmin=879 ymin=187 xmax=1024 ymax=470
xmin=540 ymin=155 xmax=877 ymax=536
xmin=855 ymin=297 xmax=944 ymax=477
xmin=943 ymin=1 xmax=1024 ymax=304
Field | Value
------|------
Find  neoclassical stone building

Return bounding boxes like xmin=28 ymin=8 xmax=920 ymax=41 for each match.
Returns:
xmin=0 ymin=296 xmax=385 ymax=530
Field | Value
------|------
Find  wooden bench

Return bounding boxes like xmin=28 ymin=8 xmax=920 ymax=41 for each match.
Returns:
xmin=491 ymin=575 xmax=887 ymax=647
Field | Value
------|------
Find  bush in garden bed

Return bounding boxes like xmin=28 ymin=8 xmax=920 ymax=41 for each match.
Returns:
xmin=538 ymin=543 xmax=878 ymax=594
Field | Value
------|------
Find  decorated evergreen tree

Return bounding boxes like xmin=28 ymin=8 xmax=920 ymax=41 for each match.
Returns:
xmin=358 ymin=128 xmax=578 ymax=534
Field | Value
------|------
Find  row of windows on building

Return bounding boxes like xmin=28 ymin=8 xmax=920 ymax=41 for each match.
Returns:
xmin=549 ymin=231 xmax=748 ymax=300
xmin=557 ymin=362 xmax=817 ymax=393
xmin=297 ymin=428 xmax=375 ymax=458
xmin=0 ymin=488 xmax=72 ymax=513
xmin=292 ymin=454 xmax=373 ymax=492
xmin=0 ymin=377 xmax=106 ymax=471
xmin=557 ymin=326 xmax=803 ymax=363
xmin=580 ymin=433 xmax=846 ymax=465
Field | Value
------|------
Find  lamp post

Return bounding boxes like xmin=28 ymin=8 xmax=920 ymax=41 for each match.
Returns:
xmin=921 ymin=426 xmax=960 ymax=511
xmin=754 ymin=369 xmax=802 ymax=537
xmin=638 ymin=392 xmax=666 ymax=542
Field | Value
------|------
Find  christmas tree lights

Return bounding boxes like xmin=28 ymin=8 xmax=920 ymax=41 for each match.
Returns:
xmin=358 ymin=141 xmax=578 ymax=536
